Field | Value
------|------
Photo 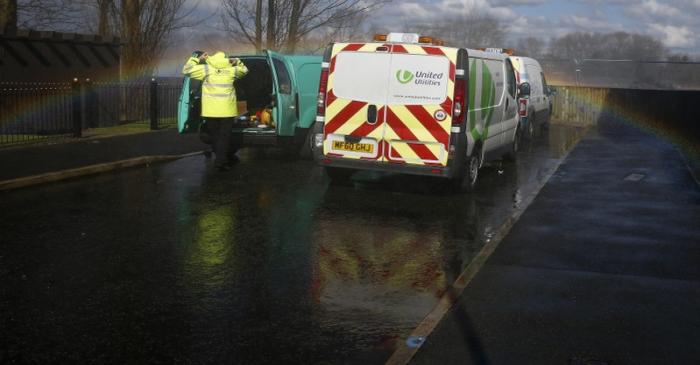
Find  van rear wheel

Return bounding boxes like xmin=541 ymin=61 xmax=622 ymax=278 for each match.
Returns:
xmin=527 ymin=112 xmax=536 ymax=139
xmin=541 ymin=107 xmax=551 ymax=131
xmin=298 ymin=127 xmax=314 ymax=160
xmin=504 ymin=127 xmax=520 ymax=161
xmin=466 ymin=153 xmax=480 ymax=191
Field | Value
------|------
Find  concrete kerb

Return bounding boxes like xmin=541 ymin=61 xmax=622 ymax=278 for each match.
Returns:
xmin=677 ymin=147 xmax=700 ymax=188
xmin=0 ymin=151 xmax=204 ymax=191
xmin=385 ymin=136 xmax=583 ymax=365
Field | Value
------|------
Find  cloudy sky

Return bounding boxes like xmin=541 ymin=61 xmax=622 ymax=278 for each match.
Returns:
xmin=373 ymin=0 xmax=699 ymax=51
xmin=195 ymin=0 xmax=700 ymax=53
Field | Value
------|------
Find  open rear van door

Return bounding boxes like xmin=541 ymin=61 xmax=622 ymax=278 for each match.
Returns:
xmin=266 ymin=50 xmax=298 ymax=135
xmin=177 ymin=76 xmax=203 ymax=133
xmin=284 ymin=55 xmax=322 ymax=130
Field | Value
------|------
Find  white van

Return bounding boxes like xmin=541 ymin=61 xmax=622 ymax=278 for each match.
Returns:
xmin=509 ymin=56 xmax=552 ymax=138
xmin=311 ymin=33 xmax=521 ymax=189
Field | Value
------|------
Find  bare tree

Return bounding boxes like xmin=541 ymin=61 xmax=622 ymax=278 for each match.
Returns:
xmin=96 ymin=0 xmax=113 ymax=36
xmin=548 ymin=32 xmax=666 ymax=61
xmin=15 ymin=0 xmax=86 ymax=32
xmin=516 ymin=37 xmax=546 ymax=58
xmin=303 ymin=7 xmax=368 ymax=51
xmin=254 ymin=0 xmax=262 ymax=51
xmin=266 ymin=0 xmax=275 ymax=49
xmin=115 ymin=0 xmax=195 ymax=76
xmin=0 ymin=0 xmax=18 ymax=31
xmin=667 ymin=53 xmax=692 ymax=62
xmin=414 ymin=13 xmax=505 ymax=49
xmin=222 ymin=0 xmax=388 ymax=54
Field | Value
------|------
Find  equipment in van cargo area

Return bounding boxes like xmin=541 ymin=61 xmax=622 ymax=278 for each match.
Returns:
xmin=178 ymin=51 xmax=322 ymax=158
xmin=312 ymin=33 xmax=520 ymax=189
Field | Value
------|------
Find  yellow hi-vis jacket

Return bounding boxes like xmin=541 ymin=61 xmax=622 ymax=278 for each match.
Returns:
xmin=182 ymin=52 xmax=249 ymax=118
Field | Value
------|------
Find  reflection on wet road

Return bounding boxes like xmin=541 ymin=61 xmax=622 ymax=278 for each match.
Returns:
xmin=0 ymin=125 xmax=587 ymax=363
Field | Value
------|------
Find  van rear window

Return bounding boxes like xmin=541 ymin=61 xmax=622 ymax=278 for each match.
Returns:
xmin=331 ymin=52 xmax=450 ymax=105
xmin=332 ymin=52 xmax=392 ymax=105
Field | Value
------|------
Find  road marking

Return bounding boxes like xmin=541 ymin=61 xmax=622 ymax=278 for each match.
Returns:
xmin=386 ymin=140 xmax=581 ymax=365
xmin=0 ymin=151 xmax=204 ymax=191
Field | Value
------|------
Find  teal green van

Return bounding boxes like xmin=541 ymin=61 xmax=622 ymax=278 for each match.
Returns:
xmin=178 ymin=51 xmax=322 ymax=158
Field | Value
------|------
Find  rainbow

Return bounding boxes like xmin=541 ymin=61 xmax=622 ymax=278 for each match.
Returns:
xmin=550 ymin=85 xmax=699 ymax=159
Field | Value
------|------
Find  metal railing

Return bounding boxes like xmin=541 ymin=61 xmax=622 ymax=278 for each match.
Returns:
xmin=0 ymin=82 xmax=74 ymax=145
xmin=541 ymin=59 xmax=700 ymax=90
xmin=0 ymin=79 xmax=182 ymax=147
xmin=549 ymin=86 xmax=700 ymax=156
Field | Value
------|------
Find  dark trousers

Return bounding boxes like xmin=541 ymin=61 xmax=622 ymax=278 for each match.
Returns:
xmin=205 ymin=117 xmax=234 ymax=167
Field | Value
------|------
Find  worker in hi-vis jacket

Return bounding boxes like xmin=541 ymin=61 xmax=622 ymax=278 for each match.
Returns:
xmin=182 ymin=51 xmax=248 ymax=170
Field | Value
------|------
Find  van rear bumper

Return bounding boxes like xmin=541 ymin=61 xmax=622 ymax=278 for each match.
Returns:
xmin=311 ymin=122 xmax=466 ymax=179
xmin=315 ymin=153 xmax=457 ymax=178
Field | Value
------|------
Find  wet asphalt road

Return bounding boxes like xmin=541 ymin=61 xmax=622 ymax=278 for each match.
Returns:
xmin=0 ymin=125 xmax=587 ymax=364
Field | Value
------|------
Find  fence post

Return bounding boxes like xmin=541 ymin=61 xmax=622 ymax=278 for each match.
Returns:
xmin=85 ymin=78 xmax=98 ymax=128
xmin=72 ymin=78 xmax=82 ymax=138
xmin=150 ymin=78 xmax=158 ymax=130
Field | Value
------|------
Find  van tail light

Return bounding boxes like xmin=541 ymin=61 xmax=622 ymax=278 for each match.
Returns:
xmin=317 ymin=68 xmax=329 ymax=116
xmin=452 ymin=78 xmax=466 ymax=124
xmin=518 ymin=98 xmax=528 ymax=117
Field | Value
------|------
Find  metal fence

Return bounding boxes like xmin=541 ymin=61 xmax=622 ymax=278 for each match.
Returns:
xmin=0 ymin=82 xmax=75 ymax=145
xmin=550 ymin=86 xmax=607 ymax=126
xmin=541 ymin=59 xmax=700 ymax=90
xmin=0 ymin=79 xmax=182 ymax=147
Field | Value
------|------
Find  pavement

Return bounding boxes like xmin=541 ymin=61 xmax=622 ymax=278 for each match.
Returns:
xmin=409 ymin=116 xmax=700 ymax=364
xmin=0 ymin=129 xmax=208 ymax=183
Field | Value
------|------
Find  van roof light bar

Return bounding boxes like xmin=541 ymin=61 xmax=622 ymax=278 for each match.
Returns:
xmin=480 ymin=48 xmax=515 ymax=56
xmin=373 ymin=33 xmax=445 ymax=46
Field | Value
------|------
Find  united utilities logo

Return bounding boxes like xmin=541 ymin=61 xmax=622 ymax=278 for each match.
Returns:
xmin=396 ymin=70 xmax=414 ymax=84
xmin=395 ymin=70 xmax=443 ymax=86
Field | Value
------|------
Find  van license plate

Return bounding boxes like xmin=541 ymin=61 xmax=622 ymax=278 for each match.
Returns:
xmin=333 ymin=140 xmax=373 ymax=153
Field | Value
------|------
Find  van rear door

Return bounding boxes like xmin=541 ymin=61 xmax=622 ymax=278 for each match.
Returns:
xmin=322 ymin=43 xmax=391 ymax=161
xmin=177 ymin=76 xmax=202 ymax=133
xmin=266 ymin=51 xmax=298 ymax=136
xmin=384 ymin=46 xmax=457 ymax=167
xmin=284 ymin=55 xmax=322 ymax=131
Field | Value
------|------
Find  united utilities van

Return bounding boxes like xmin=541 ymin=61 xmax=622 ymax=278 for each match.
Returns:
xmin=311 ymin=33 xmax=521 ymax=189
xmin=178 ymin=51 xmax=322 ymax=158
xmin=509 ymin=56 xmax=553 ymax=139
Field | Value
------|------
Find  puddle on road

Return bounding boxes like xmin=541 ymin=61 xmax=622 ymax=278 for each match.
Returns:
xmin=0 ymin=124 xmax=588 ymax=364
xmin=172 ymin=124 xmax=589 ymax=363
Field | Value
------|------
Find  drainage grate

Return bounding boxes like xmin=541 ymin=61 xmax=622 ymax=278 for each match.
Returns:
xmin=624 ymin=173 xmax=646 ymax=182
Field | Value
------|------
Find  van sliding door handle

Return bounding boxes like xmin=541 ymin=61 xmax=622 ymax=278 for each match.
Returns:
xmin=367 ymin=105 xmax=378 ymax=124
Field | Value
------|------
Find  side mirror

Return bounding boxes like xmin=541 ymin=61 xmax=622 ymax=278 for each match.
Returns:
xmin=518 ymin=82 xmax=531 ymax=98
xmin=548 ymin=87 xmax=557 ymax=96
